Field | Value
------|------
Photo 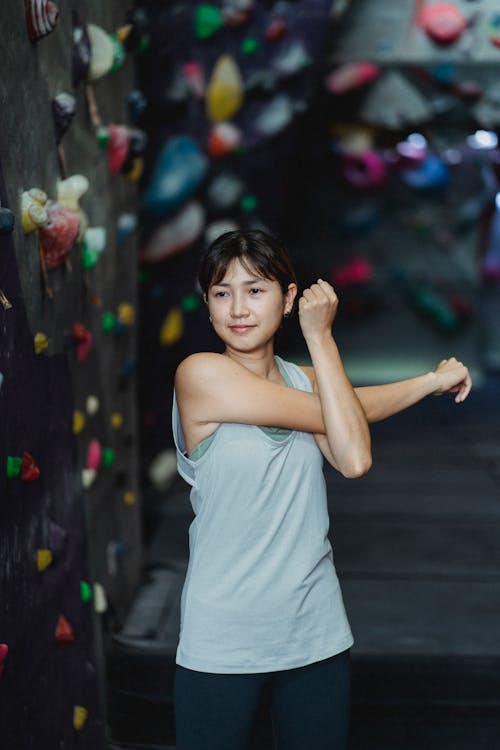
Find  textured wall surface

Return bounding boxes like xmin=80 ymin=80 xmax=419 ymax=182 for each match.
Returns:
xmin=0 ymin=1 xmax=141 ymax=746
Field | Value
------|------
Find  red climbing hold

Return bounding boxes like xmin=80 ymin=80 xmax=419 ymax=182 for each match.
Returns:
xmin=21 ymin=452 xmax=40 ymax=481
xmin=55 ymin=614 xmax=75 ymax=645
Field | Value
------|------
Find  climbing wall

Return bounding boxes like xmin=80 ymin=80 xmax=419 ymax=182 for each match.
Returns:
xmin=0 ymin=1 xmax=144 ymax=745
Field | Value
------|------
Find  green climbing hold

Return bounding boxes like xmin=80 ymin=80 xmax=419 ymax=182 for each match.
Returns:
xmin=241 ymin=38 xmax=258 ymax=55
xmin=102 ymin=448 xmax=116 ymax=468
xmin=80 ymin=581 xmax=93 ymax=603
xmin=7 ymin=456 xmax=22 ymax=478
xmin=96 ymin=126 xmax=110 ymax=149
xmin=110 ymin=34 xmax=126 ymax=73
xmin=102 ymin=312 xmax=116 ymax=333
xmin=195 ymin=4 xmax=223 ymax=40
xmin=181 ymin=293 xmax=201 ymax=313
xmin=240 ymin=194 xmax=257 ymax=213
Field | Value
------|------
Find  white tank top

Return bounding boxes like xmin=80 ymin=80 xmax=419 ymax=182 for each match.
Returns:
xmin=172 ymin=355 xmax=353 ymax=673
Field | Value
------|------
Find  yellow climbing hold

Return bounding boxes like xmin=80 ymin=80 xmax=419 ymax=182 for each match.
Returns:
xmin=123 ymin=491 xmax=136 ymax=506
xmin=206 ymin=55 xmax=244 ymax=123
xmin=73 ymin=410 xmax=86 ymax=434
xmin=37 ymin=549 xmax=53 ymax=572
xmin=110 ymin=413 xmax=123 ymax=429
xmin=159 ymin=307 xmax=184 ymax=346
xmin=117 ymin=303 xmax=135 ymax=326
xmin=73 ymin=705 xmax=88 ymax=731
xmin=34 ymin=332 xmax=49 ymax=354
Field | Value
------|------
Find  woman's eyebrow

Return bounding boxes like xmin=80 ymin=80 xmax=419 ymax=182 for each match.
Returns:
xmin=213 ymin=278 xmax=269 ymax=287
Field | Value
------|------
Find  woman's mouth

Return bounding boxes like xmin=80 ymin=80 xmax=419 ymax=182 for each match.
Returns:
xmin=229 ymin=325 xmax=255 ymax=334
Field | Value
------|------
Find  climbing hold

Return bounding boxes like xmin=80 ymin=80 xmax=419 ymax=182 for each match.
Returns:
xmin=420 ymin=2 xmax=467 ymax=45
xmin=73 ymin=705 xmax=88 ymax=731
xmin=82 ymin=227 xmax=106 ymax=270
xmin=0 ymin=207 xmax=15 ymax=234
xmin=48 ymin=520 xmax=67 ymax=556
xmin=254 ymin=94 xmax=294 ymax=137
xmin=265 ymin=16 xmax=287 ymax=43
xmin=87 ymin=24 xmax=117 ymax=80
xmin=87 ymin=439 xmax=102 ymax=471
xmin=21 ymin=452 xmax=40 ymax=481
xmin=80 ymin=581 xmax=93 ymax=603
xmin=140 ymin=202 xmax=205 ymax=263
xmin=401 ymin=155 xmax=449 ymax=191
xmin=205 ymin=219 xmax=239 ymax=246
xmin=195 ymin=4 xmax=223 ymax=39
xmin=181 ymin=293 xmax=202 ymax=314
xmin=330 ymin=257 xmax=374 ymax=288
xmin=160 ymin=308 xmax=184 ymax=346
xmin=184 ymin=62 xmax=206 ymax=99
xmin=127 ymin=89 xmax=147 ymax=122
xmin=25 ymin=0 xmax=59 ymax=42
xmin=123 ymin=491 xmax=136 ymax=506
xmin=272 ymin=41 xmax=310 ymax=77
xmin=0 ymin=644 xmax=8 ymax=676
xmin=21 ymin=189 xmax=48 ymax=234
xmin=240 ymin=194 xmax=257 ymax=213
xmin=102 ymin=312 xmax=116 ymax=333
xmin=102 ymin=448 xmax=116 ymax=468
xmin=73 ymin=410 xmax=86 ymax=434
xmin=325 ymin=63 xmax=380 ymax=95
xmin=34 ymin=332 xmax=49 ymax=354
xmin=7 ymin=457 xmax=22 ymax=478
xmin=207 ymin=173 xmax=244 ymax=212
xmin=222 ymin=0 xmax=253 ymax=26
xmin=52 ymin=93 xmax=77 ymax=144
xmin=116 ymin=213 xmax=137 ymax=245
xmin=86 ymin=395 xmax=99 ymax=416
xmin=72 ymin=322 xmax=93 ymax=364
xmin=39 ymin=202 xmax=81 ymax=270
xmin=241 ymin=38 xmax=258 ymax=55
xmin=106 ymin=124 xmax=131 ymax=175
xmin=341 ymin=150 xmax=387 ymax=190
xmin=37 ymin=549 xmax=53 ymax=572
xmin=93 ymin=582 xmax=108 ymax=613
xmin=488 ymin=13 xmax=500 ymax=47
xmin=117 ymin=304 xmax=135 ymax=326
xmin=110 ymin=413 xmax=123 ymax=429
xmin=120 ymin=7 xmax=150 ymax=54
xmin=82 ymin=468 xmax=97 ymax=488
xmin=206 ymin=55 xmax=244 ymax=123
xmin=207 ymin=122 xmax=242 ymax=158
xmin=55 ymin=614 xmax=75 ymax=645
xmin=72 ymin=10 xmax=90 ymax=86
xmin=57 ymin=175 xmax=89 ymax=212
xmin=142 ymin=136 xmax=208 ymax=219
xmin=149 ymin=449 xmax=178 ymax=491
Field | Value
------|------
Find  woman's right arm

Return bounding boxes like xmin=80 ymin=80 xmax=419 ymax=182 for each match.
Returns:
xmin=175 ymin=352 xmax=328 ymax=442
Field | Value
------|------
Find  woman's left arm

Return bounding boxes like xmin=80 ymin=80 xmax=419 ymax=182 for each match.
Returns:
xmin=354 ymin=357 xmax=472 ymax=423
xmin=299 ymin=279 xmax=372 ymax=478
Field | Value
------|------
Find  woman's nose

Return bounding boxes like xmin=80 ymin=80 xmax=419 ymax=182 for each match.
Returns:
xmin=230 ymin=293 xmax=249 ymax=317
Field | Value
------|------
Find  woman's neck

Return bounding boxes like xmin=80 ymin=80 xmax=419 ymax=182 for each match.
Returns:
xmin=223 ymin=345 xmax=281 ymax=382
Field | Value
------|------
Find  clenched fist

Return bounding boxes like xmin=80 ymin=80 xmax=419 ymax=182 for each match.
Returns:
xmin=298 ymin=279 xmax=339 ymax=344
xmin=432 ymin=357 xmax=472 ymax=403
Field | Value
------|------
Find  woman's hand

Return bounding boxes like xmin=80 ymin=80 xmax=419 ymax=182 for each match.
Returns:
xmin=298 ymin=279 xmax=339 ymax=344
xmin=432 ymin=357 xmax=472 ymax=403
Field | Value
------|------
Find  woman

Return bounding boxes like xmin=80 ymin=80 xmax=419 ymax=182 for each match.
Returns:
xmin=172 ymin=229 xmax=471 ymax=750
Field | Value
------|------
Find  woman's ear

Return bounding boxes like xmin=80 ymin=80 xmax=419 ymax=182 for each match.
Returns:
xmin=203 ymin=293 xmax=208 ymax=306
xmin=284 ymin=283 xmax=298 ymax=316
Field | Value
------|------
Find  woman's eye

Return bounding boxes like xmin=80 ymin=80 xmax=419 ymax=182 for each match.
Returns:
xmin=250 ymin=288 xmax=263 ymax=295
xmin=214 ymin=291 xmax=227 ymax=297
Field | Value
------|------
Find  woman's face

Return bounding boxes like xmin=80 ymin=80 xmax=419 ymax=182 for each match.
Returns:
xmin=206 ymin=258 xmax=297 ymax=352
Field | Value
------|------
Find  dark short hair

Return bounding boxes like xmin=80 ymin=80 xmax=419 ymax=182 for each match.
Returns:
xmin=198 ymin=230 xmax=297 ymax=297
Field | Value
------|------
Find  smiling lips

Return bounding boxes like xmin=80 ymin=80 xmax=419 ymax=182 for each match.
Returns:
xmin=229 ymin=325 xmax=255 ymax=334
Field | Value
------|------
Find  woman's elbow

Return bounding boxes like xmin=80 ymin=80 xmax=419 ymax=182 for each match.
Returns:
xmin=341 ymin=454 xmax=372 ymax=479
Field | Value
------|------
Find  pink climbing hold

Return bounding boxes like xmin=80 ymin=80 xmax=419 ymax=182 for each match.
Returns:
xmin=72 ymin=322 xmax=93 ymax=364
xmin=330 ymin=257 xmax=374 ymax=289
xmin=325 ymin=63 xmax=379 ymax=95
xmin=0 ymin=644 xmax=8 ymax=675
xmin=420 ymin=2 xmax=467 ymax=45
xmin=107 ymin=125 xmax=131 ymax=175
xmin=39 ymin=202 xmax=80 ymax=270
xmin=341 ymin=150 xmax=387 ymax=190
xmin=87 ymin=439 xmax=102 ymax=472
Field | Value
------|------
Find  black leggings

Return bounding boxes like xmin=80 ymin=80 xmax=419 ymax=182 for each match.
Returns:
xmin=174 ymin=649 xmax=351 ymax=750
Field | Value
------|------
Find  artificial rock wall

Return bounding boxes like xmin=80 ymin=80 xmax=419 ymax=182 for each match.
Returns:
xmin=0 ymin=1 xmax=142 ymax=746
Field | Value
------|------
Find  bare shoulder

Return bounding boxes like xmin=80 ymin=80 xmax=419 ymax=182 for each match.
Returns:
xmin=298 ymin=364 xmax=318 ymax=391
xmin=175 ymin=352 xmax=248 ymax=394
